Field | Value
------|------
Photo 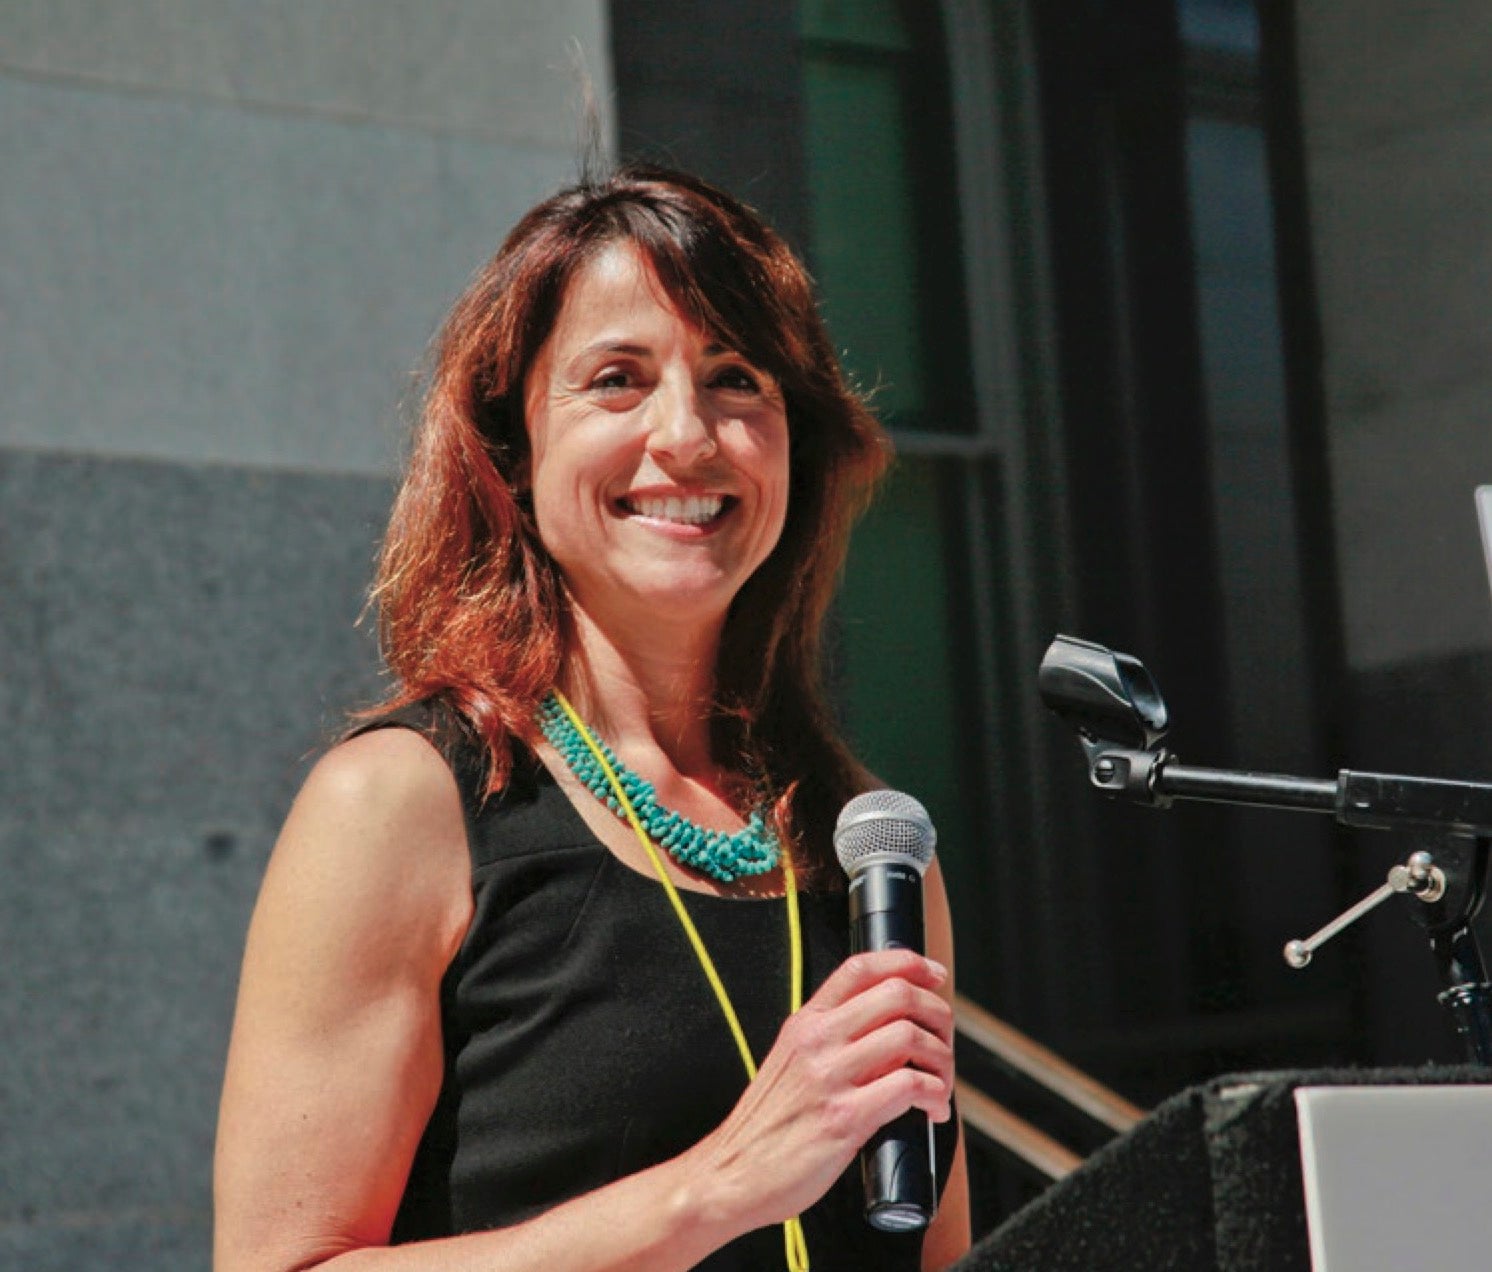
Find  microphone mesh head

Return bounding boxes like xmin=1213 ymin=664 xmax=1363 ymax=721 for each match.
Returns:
xmin=833 ymin=790 xmax=936 ymax=876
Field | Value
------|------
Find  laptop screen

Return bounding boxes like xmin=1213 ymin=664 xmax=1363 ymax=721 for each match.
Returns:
xmin=1296 ymin=1084 xmax=1492 ymax=1270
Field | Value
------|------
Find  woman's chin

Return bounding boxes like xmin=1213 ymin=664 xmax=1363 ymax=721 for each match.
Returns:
xmin=631 ymin=583 xmax=736 ymax=626
xmin=571 ymin=569 xmax=743 ymax=631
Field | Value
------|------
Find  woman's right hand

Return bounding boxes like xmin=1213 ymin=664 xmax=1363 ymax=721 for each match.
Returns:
xmin=683 ymin=948 xmax=955 ymax=1236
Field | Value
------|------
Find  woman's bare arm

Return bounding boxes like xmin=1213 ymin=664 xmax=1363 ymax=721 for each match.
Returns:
xmin=215 ymin=730 xmax=957 ymax=1272
xmin=920 ymin=859 xmax=974 ymax=1271
xmin=214 ymin=728 xmax=474 ymax=1268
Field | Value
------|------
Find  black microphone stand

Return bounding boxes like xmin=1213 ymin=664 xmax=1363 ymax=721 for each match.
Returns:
xmin=1040 ymin=635 xmax=1492 ymax=1066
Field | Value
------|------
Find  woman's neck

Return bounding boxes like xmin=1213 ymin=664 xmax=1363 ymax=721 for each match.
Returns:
xmin=558 ymin=603 xmax=722 ymax=777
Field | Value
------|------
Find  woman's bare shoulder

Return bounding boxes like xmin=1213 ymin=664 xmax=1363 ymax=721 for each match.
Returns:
xmin=302 ymin=723 xmax=462 ymax=818
xmin=260 ymin=725 xmax=474 ymax=964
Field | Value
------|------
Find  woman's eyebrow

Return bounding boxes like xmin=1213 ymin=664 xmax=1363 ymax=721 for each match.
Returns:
xmin=560 ymin=340 xmax=653 ymax=378
xmin=573 ymin=339 xmax=652 ymax=361
xmin=564 ymin=339 xmax=742 ymax=371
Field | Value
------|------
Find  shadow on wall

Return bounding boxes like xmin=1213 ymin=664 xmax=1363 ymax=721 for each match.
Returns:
xmin=0 ymin=450 xmax=391 ymax=1269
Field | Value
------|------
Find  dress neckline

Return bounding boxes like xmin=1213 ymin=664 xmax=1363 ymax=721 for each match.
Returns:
xmin=523 ymin=743 xmax=834 ymax=905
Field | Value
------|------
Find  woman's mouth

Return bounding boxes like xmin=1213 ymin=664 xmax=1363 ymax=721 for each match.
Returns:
xmin=618 ymin=493 xmax=732 ymax=526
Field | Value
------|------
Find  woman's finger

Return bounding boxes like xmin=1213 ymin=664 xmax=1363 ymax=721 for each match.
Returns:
xmin=846 ymin=1061 xmax=956 ymax=1128
xmin=838 ymin=1015 xmax=955 ymax=1094
xmin=798 ymin=948 xmax=947 ymax=1012
xmin=822 ymin=972 xmax=954 ymax=1048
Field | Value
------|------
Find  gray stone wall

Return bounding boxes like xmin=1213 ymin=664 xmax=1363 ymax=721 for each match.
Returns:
xmin=1292 ymin=3 xmax=1492 ymax=1061
xmin=0 ymin=5 xmax=611 ymax=1265
xmin=1294 ymin=5 xmax=1492 ymax=675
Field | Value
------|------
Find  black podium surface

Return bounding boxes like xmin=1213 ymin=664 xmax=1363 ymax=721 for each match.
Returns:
xmin=956 ymin=1065 xmax=1490 ymax=1272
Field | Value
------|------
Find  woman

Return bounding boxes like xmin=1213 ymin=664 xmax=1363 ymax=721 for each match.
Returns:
xmin=215 ymin=165 xmax=971 ymax=1271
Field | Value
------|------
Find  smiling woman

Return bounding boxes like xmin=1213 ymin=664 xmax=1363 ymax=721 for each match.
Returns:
xmin=522 ymin=241 xmax=791 ymax=631
xmin=213 ymin=166 xmax=971 ymax=1272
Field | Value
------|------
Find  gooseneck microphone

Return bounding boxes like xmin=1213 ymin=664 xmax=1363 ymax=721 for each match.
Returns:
xmin=833 ymin=789 xmax=939 ymax=1233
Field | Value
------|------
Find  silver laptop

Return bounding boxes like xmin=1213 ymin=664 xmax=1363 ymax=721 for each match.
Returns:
xmin=1296 ymin=1084 xmax=1492 ymax=1270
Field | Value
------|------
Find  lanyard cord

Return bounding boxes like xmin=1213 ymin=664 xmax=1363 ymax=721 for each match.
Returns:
xmin=550 ymin=690 xmax=809 ymax=1272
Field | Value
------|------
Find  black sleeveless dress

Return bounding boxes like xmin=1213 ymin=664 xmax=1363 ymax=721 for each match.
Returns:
xmin=363 ymin=702 xmax=958 ymax=1270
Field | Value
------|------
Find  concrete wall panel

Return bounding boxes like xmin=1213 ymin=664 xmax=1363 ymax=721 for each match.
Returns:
xmin=1310 ymin=113 xmax=1492 ymax=417
xmin=0 ymin=74 xmax=573 ymax=474
xmin=0 ymin=1210 xmax=209 ymax=1272
xmin=0 ymin=449 xmax=390 ymax=1258
xmin=1329 ymin=381 xmax=1492 ymax=669
xmin=0 ymin=0 xmax=613 ymax=150
xmin=1295 ymin=6 xmax=1492 ymax=149
xmin=1294 ymin=2 xmax=1492 ymax=670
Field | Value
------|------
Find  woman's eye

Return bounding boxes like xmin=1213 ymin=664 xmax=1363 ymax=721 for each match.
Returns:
xmin=591 ymin=369 xmax=634 ymax=393
xmin=710 ymin=365 xmax=761 ymax=393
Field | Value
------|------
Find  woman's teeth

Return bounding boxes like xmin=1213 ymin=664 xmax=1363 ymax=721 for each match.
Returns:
xmin=625 ymin=494 xmax=726 ymax=525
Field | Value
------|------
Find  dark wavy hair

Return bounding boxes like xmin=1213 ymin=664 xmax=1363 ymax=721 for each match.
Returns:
xmin=369 ymin=164 xmax=891 ymax=875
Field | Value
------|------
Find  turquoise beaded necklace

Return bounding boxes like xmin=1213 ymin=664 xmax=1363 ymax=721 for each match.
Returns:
xmin=536 ymin=691 xmax=780 ymax=883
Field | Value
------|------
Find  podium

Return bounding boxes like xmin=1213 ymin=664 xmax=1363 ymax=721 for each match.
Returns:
xmin=955 ymin=1066 xmax=1490 ymax=1272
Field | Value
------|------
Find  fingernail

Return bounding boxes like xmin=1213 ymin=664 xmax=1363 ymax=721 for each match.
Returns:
xmin=927 ymin=959 xmax=948 ymax=981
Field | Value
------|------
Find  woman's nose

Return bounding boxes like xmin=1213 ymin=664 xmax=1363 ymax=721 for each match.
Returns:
xmin=646 ymin=377 xmax=718 ymax=466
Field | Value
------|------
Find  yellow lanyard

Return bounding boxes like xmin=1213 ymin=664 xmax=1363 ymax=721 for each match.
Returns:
xmin=551 ymin=690 xmax=810 ymax=1272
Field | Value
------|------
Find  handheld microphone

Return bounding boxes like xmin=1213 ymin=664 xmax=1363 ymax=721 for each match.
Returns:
xmin=833 ymin=789 xmax=939 ymax=1233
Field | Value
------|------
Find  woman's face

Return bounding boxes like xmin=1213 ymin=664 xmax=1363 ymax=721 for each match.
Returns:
xmin=522 ymin=241 xmax=790 ymax=634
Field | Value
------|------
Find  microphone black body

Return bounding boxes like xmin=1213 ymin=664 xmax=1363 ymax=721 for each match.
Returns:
xmin=834 ymin=789 xmax=941 ymax=1234
xmin=847 ymin=861 xmax=937 ymax=1232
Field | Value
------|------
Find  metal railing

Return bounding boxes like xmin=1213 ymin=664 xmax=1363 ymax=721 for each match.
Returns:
xmin=953 ymin=994 xmax=1146 ymax=1180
